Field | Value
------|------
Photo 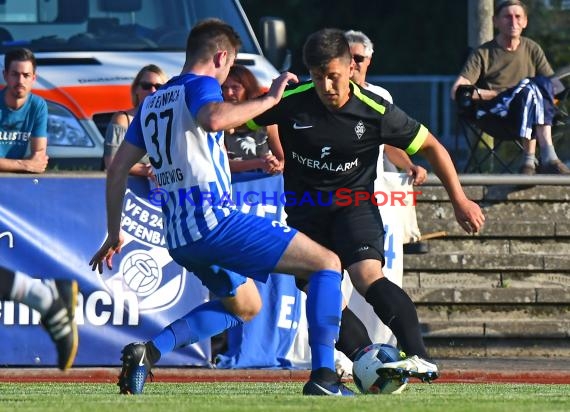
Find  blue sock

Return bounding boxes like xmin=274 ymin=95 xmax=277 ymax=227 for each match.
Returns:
xmin=305 ymin=269 xmax=342 ymax=372
xmin=151 ymin=300 xmax=243 ymax=355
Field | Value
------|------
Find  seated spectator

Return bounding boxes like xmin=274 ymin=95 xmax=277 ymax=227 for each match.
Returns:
xmin=222 ymin=65 xmax=284 ymax=174
xmin=450 ymin=0 xmax=569 ymax=175
xmin=0 ymin=48 xmax=48 ymax=173
xmin=104 ymin=64 xmax=168 ymax=178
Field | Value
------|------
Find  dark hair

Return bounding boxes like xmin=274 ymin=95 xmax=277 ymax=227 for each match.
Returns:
xmin=494 ymin=0 xmax=527 ymax=16
xmin=185 ymin=18 xmax=242 ymax=64
xmin=226 ymin=65 xmax=262 ymax=99
xmin=4 ymin=48 xmax=37 ymax=73
xmin=302 ymin=28 xmax=351 ymax=71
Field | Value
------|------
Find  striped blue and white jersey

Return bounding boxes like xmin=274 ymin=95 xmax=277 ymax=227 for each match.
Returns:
xmin=125 ymin=73 xmax=234 ymax=249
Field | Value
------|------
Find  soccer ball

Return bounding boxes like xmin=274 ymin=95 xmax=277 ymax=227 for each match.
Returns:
xmin=352 ymin=343 xmax=408 ymax=394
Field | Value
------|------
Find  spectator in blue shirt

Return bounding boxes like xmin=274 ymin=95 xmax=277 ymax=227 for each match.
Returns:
xmin=0 ymin=48 xmax=48 ymax=173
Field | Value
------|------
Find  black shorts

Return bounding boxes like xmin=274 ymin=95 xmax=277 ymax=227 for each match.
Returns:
xmin=285 ymin=200 xmax=385 ymax=270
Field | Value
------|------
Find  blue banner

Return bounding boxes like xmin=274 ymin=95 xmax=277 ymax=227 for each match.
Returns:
xmin=0 ymin=172 xmax=303 ymax=368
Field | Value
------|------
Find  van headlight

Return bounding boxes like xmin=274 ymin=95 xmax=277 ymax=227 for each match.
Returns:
xmin=47 ymin=101 xmax=95 ymax=147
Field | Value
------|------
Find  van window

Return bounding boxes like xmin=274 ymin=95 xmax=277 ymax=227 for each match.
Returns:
xmin=0 ymin=0 xmax=257 ymax=53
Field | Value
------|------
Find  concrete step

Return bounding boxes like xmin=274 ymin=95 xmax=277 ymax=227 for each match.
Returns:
xmin=413 ymin=218 xmax=570 ymax=237
xmin=421 ymin=320 xmax=570 ymax=338
xmin=403 ymin=271 xmax=570 ymax=289
xmin=403 ymin=253 xmax=570 ymax=271
xmin=425 ymin=337 xmax=570 ymax=358
xmin=415 ymin=238 xmax=570 ymax=255
xmin=416 ymin=307 xmax=570 ymax=327
xmin=435 ymin=356 xmax=570 ymax=373
xmin=414 ymin=184 xmax=570 ymax=236
xmin=416 ymin=216 xmax=570 ymax=237
xmin=416 ymin=183 xmax=570 ymax=202
xmin=405 ymin=287 xmax=570 ymax=304
xmin=406 ymin=182 xmax=570 ymax=358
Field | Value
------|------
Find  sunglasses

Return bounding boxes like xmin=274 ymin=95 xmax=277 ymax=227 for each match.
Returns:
xmin=352 ymin=54 xmax=368 ymax=64
xmin=139 ymin=82 xmax=163 ymax=91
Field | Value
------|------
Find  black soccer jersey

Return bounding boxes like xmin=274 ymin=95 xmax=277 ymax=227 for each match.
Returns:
xmin=251 ymin=81 xmax=428 ymax=193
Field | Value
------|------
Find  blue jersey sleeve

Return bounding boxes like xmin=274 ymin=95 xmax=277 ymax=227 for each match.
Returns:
xmin=124 ymin=107 xmax=145 ymax=149
xmin=30 ymin=95 xmax=48 ymax=137
xmin=185 ymin=75 xmax=223 ymax=118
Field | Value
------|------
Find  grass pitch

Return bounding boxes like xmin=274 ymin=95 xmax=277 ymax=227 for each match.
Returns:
xmin=1 ymin=382 xmax=569 ymax=412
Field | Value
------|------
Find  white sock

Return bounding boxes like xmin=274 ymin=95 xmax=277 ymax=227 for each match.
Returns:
xmin=524 ymin=154 xmax=537 ymax=167
xmin=9 ymin=271 xmax=54 ymax=316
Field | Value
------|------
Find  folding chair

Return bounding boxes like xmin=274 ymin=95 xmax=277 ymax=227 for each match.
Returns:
xmin=552 ymin=65 xmax=570 ymax=159
xmin=455 ymin=85 xmax=525 ymax=173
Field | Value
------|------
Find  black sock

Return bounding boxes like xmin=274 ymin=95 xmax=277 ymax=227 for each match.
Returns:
xmin=365 ymin=277 xmax=429 ymax=359
xmin=310 ymin=366 xmax=338 ymax=382
xmin=335 ymin=307 xmax=372 ymax=361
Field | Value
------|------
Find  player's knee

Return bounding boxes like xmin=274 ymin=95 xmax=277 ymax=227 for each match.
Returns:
xmin=224 ymin=280 xmax=262 ymax=321
xmin=320 ymin=249 xmax=341 ymax=273
xmin=235 ymin=288 xmax=263 ymax=321
xmin=238 ymin=298 xmax=262 ymax=321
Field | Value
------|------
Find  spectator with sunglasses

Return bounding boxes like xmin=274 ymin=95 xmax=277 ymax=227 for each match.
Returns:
xmin=345 ymin=30 xmax=427 ymax=185
xmin=104 ymin=64 xmax=167 ymax=177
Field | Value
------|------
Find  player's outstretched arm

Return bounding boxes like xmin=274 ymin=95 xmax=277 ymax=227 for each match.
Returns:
xmin=198 ymin=72 xmax=298 ymax=132
xmin=89 ymin=141 xmax=145 ymax=273
xmin=418 ymin=133 xmax=485 ymax=234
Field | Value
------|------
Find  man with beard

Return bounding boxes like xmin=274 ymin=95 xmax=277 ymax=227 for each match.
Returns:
xmin=0 ymin=48 xmax=48 ymax=173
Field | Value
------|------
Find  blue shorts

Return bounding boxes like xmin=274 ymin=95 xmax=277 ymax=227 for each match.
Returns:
xmin=169 ymin=210 xmax=297 ymax=297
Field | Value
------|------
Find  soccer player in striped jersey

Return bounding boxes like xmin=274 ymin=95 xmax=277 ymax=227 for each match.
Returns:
xmin=90 ymin=19 xmax=353 ymax=396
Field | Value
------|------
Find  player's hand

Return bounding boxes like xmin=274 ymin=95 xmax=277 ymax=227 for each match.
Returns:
xmin=267 ymin=72 xmax=298 ymax=103
xmin=407 ymin=164 xmax=427 ymax=185
xmin=454 ymin=199 xmax=485 ymax=234
xmin=268 ymin=159 xmax=284 ymax=174
xmin=144 ymin=163 xmax=158 ymax=185
xmin=262 ymin=154 xmax=283 ymax=174
xmin=89 ymin=233 xmax=124 ymax=274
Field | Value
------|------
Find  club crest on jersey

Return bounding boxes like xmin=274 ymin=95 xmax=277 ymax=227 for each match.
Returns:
xmin=96 ymin=188 xmax=186 ymax=313
xmin=355 ymin=120 xmax=366 ymax=139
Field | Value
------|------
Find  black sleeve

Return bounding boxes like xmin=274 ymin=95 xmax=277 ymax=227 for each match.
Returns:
xmin=378 ymin=103 xmax=422 ymax=149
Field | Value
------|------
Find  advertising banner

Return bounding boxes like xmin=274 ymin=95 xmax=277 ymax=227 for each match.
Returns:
xmin=0 ymin=171 xmax=412 ymax=368
xmin=0 ymin=175 xmax=209 ymax=366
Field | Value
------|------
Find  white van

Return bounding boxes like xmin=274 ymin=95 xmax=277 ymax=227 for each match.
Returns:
xmin=0 ymin=0 xmax=289 ymax=169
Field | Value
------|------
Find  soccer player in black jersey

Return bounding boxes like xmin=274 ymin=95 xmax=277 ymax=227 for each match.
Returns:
xmin=249 ymin=28 xmax=485 ymax=379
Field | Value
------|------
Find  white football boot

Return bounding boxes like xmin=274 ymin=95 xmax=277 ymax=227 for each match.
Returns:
xmin=377 ymin=355 xmax=439 ymax=382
